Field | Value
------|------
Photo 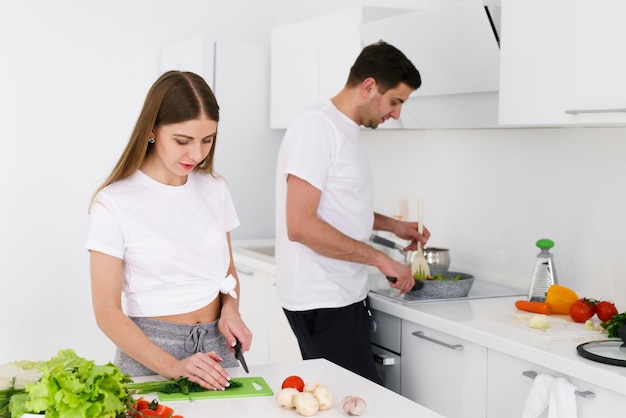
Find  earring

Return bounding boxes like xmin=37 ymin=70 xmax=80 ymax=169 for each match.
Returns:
xmin=148 ymin=137 xmax=155 ymax=144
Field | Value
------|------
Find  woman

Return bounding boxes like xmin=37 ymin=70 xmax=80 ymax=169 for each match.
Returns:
xmin=86 ymin=71 xmax=251 ymax=390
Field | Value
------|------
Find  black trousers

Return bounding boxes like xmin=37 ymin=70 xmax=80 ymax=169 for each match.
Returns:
xmin=283 ymin=297 xmax=383 ymax=385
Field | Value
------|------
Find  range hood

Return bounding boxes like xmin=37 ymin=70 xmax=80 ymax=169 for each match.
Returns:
xmin=359 ymin=0 xmax=501 ymax=129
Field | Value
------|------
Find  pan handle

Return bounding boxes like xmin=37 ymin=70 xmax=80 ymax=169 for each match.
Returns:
xmin=386 ymin=276 xmax=424 ymax=291
xmin=370 ymin=234 xmax=403 ymax=251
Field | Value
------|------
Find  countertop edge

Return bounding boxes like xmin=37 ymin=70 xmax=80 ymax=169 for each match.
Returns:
xmin=368 ymin=292 xmax=626 ymax=396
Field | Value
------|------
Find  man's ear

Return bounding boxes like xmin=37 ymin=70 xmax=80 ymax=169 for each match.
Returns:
xmin=360 ymin=77 xmax=377 ymax=98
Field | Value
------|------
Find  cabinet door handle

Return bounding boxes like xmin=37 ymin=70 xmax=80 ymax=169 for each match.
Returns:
xmin=412 ymin=331 xmax=463 ymax=351
xmin=564 ymin=108 xmax=626 ymax=115
xmin=522 ymin=370 xmax=596 ymax=399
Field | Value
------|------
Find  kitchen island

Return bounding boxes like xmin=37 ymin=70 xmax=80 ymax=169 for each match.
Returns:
xmin=134 ymin=358 xmax=445 ymax=418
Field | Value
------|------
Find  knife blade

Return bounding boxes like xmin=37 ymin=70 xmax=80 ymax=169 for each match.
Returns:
xmin=234 ymin=339 xmax=249 ymax=373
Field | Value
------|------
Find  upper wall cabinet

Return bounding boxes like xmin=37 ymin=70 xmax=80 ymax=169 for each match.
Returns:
xmin=499 ymin=0 xmax=626 ymax=127
xmin=360 ymin=0 xmax=501 ymax=129
xmin=270 ymin=1 xmax=501 ymax=130
xmin=270 ymin=7 xmax=410 ymax=130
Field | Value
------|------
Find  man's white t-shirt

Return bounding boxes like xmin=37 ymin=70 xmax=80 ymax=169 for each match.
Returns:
xmin=275 ymin=100 xmax=374 ymax=311
xmin=86 ymin=170 xmax=239 ymax=317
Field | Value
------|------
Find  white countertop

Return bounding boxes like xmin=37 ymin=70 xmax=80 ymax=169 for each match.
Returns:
xmin=368 ymin=292 xmax=626 ymax=396
xmin=136 ymin=359 xmax=444 ymax=418
xmin=230 ymin=241 xmax=626 ymax=397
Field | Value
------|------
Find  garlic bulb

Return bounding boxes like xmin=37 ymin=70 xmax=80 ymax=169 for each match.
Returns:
xmin=342 ymin=396 xmax=367 ymax=416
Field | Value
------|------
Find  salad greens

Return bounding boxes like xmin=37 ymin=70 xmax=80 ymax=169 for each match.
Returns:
xmin=413 ymin=272 xmax=463 ymax=281
xmin=1 ymin=350 xmax=245 ymax=418
xmin=2 ymin=349 xmax=132 ymax=418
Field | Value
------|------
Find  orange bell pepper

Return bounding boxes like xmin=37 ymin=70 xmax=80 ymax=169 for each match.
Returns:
xmin=545 ymin=284 xmax=578 ymax=314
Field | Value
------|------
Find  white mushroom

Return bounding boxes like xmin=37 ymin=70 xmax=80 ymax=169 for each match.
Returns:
xmin=312 ymin=386 xmax=333 ymax=410
xmin=276 ymin=387 xmax=299 ymax=409
xmin=342 ymin=396 xmax=367 ymax=416
xmin=303 ymin=382 xmax=326 ymax=393
xmin=294 ymin=391 xmax=320 ymax=416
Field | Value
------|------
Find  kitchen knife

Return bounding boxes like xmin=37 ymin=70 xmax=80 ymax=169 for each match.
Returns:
xmin=234 ymin=339 xmax=249 ymax=373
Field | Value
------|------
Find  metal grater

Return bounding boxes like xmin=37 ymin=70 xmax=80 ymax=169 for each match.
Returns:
xmin=527 ymin=239 xmax=558 ymax=302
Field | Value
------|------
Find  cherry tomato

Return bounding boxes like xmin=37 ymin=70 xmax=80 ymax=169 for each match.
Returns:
xmin=153 ymin=404 xmax=174 ymax=417
xmin=133 ymin=397 xmax=150 ymax=412
xmin=569 ymin=300 xmax=595 ymax=323
xmin=138 ymin=410 xmax=161 ymax=417
xmin=597 ymin=301 xmax=618 ymax=322
xmin=281 ymin=375 xmax=305 ymax=392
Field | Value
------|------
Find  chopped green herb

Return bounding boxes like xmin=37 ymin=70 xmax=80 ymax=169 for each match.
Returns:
xmin=126 ymin=376 xmax=243 ymax=395
xmin=601 ymin=311 xmax=626 ymax=338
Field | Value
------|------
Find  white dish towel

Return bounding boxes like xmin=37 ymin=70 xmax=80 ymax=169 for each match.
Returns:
xmin=548 ymin=377 xmax=578 ymax=418
xmin=521 ymin=373 xmax=578 ymax=418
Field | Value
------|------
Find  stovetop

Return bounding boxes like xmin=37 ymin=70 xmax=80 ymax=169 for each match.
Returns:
xmin=368 ymin=272 xmax=526 ymax=304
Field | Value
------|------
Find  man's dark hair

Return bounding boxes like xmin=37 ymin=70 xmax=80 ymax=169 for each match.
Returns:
xmin=346 ymin=41 xmax=421 ymax=94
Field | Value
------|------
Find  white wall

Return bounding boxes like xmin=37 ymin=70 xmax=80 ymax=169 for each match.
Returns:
xmin=364 ymin=127 xmax=626 ymax=302
xmin=3 ymin=0 xmax=623 ymax=366
xmin=0 ymin=0 xmax=428 ymax=364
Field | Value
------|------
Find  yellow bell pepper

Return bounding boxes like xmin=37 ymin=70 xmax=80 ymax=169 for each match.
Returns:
xmin=545 ymin=284 xmax=579 ymax=314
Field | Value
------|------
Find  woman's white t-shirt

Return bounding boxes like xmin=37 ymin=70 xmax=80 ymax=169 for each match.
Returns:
xmin=275 ymin=100 xmax=374 ymax=311
xmin=86 ymin=170 xmax=239 ymax=317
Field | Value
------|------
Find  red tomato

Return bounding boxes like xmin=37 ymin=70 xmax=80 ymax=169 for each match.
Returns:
xmin=281 ymin=375 xmax=305 ymax=392
xmin=138 ymin=410 xmax=161 ymax=417
xmin=153 ymin=404 xmax=174 ymax=417
xmin=597 ymin=301 xmax=618 ymax=322
xmin=569 ymin=300 xmax=595 ymax=323
xmin=133 ymin=398 xmax=150 ymax=412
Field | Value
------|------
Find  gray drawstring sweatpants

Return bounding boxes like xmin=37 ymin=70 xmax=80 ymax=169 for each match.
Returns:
xmin=115 ymin=316 xmax=238 ymax=376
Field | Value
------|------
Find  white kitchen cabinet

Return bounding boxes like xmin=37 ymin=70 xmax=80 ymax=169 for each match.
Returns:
xmin=400 ymin=320 xmax=487 ymax=418
xmin=161 ymin=39 xmax=282 ymax=240
xmin=499 ymin=0 xmax=626 ymax=126
xmin=270 ymin=7 xmax=411 ymax=129
xmin=234 ymin=261 xmax=272 ymax=365
xmin=234 ymin=254 xmax=301 ymax=365
xmin=486 ymin=349 xmax=624 ymax=417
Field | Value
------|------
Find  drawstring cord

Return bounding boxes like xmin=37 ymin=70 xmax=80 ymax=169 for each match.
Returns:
xmin=184 ymin=325 xmax=209 ymax=353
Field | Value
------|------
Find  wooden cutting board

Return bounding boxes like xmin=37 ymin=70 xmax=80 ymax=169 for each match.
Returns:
xmin=157 ymin=377 xmax=273 ymax=401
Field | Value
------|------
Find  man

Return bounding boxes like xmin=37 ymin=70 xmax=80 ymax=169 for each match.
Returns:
xmin=275 ymin=41 xmax=428 ymax=383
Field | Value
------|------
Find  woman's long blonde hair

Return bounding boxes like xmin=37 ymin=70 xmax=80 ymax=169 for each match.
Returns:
xmin=89 ymin=71 xmax=219 ymax=210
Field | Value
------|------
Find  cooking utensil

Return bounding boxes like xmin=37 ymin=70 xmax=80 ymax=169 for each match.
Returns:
xmin=527 ymin=239 xmax=558 ymax=301
xmin=411 ymin=199 xmax=430 ymax=277
xmin=422 ymin=247 xmax=451 ymax=273
xmin=157 ymin=377 xmax=273 ymax=401
xmin=370 ymin=233 xmax=412 ymax=264
xmin=369 ymin=234 xmax=423 ymax=291
xmin=411 ymin=272 xmax=474 ymax=299
xmin=234 ymin=339 xmax=249 ymax=373
xmin=386 ymin=275 xmax=424 ymax=291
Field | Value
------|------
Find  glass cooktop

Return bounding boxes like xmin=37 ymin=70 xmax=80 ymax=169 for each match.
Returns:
xmin=368 ymin=272 xmax=526 ymax=304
